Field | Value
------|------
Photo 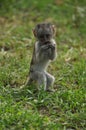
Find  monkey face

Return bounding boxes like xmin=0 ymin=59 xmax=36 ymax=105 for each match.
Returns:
xmin=38 ymin=33 xmax=52 ymax=43
xmin=33 ymin=23 xmax=55 ymax=43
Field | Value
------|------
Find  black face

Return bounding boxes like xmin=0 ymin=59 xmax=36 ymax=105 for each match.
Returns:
xmin=38 ymin=33 xmax=52 ymax=43
xmin=35 ymin=23 xmax=54 ymax=43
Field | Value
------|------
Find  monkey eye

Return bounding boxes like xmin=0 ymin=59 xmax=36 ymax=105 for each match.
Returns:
xmin=39 ymin=34 xmax=51 ymax=40
xmin=46 ymin=34 xmax=51 ymax=38
xmin=39 ymin=35 xmax=44 ymax=39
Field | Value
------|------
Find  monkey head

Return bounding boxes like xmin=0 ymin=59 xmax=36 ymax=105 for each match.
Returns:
xmin=33 ymin=23 xmax=56 ymax=44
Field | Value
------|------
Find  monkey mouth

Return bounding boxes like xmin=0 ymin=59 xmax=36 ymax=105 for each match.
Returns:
xmin=44 ymin=41 xmax=51 ymax=44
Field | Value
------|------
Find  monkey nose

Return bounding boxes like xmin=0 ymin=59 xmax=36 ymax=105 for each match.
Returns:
xmin=44 ymin=36 xmax=48 ymax=42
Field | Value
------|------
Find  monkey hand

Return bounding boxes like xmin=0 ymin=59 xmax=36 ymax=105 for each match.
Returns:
xmin=41 ymin=44 xmax=50 ymax=51
xmin=48 ymin=44 xmax=55 ymax=50
xmin=50 ymin=43 xmax=55 ymax=48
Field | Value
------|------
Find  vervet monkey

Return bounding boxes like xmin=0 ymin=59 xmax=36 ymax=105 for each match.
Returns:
xmin=26 ymin=23 xmax=57 ymax=91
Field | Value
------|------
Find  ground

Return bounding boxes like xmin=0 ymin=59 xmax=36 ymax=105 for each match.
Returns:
xmin=0 ymin=0 xmax=86 ymax=129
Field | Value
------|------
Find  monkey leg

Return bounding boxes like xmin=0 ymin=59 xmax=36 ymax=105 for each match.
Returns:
xmin=37 ymin=72 xmax=47 ymax=90
xmin=29 ymin=71 xmax=47 ymax=90
xmin=45 ymin=72 xmax=55 ymax=91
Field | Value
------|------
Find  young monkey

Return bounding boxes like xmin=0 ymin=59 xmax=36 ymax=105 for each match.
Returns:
xmin=26 ymin=23 xmax=57 ymax=91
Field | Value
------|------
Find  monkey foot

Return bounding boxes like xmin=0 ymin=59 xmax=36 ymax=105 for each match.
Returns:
xmin=46 ymin=89 xmax=55 ymax=92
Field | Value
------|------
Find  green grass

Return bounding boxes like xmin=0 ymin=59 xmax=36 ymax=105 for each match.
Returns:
xmin=0 ymin=0 xmax=86 ymax=129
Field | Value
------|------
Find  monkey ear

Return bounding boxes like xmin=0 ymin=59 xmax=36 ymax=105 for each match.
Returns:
xmin=33 ymin=29 xmax=37 ymax=37
xmin=33 ymin=24 xmax=40 ymax=37
xmin=52 ymin=25 xmax=56 ymax=36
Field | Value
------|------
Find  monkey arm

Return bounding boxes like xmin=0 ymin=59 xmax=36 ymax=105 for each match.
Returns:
xmin=34 ymin=41 xmax=57 ymax=62
xmin=49 ymin=44 xmax=57 ymax=60
xmin=35 ymin=42 xmax=50 ymax=62
xmin=47 ymin=40 xmax=57 ymax=61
